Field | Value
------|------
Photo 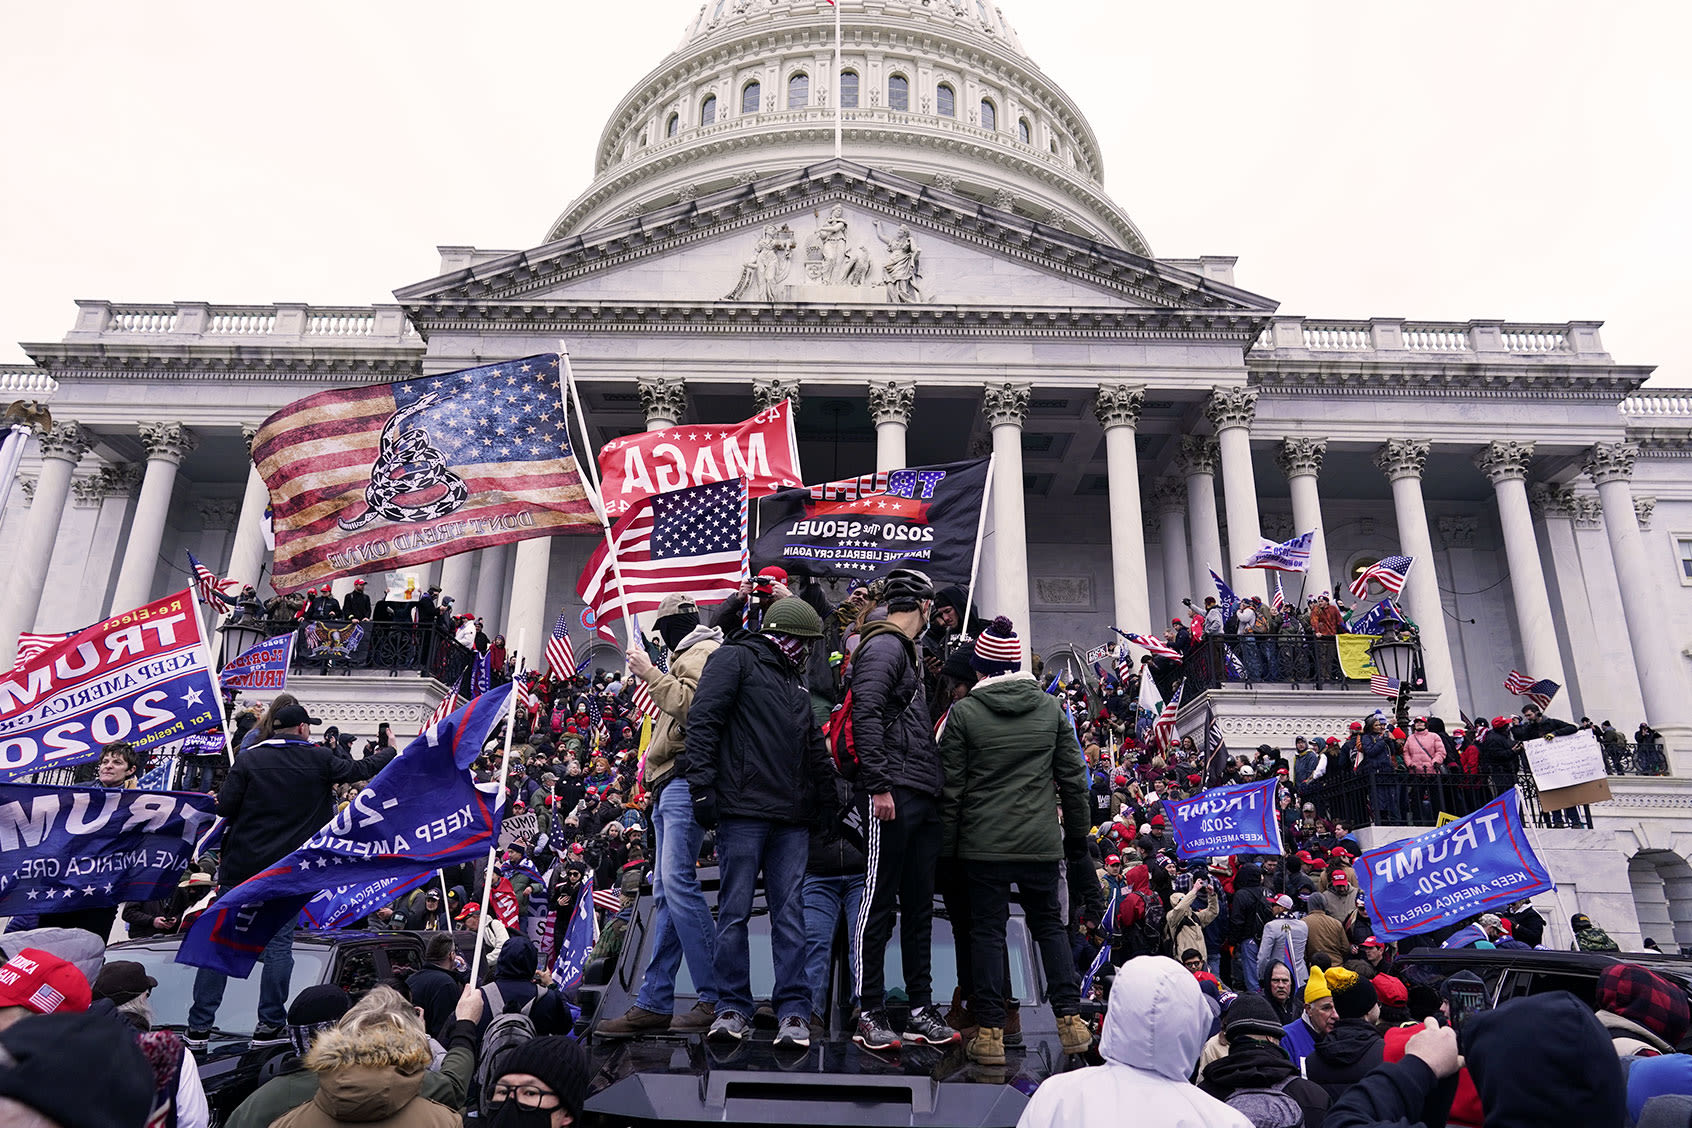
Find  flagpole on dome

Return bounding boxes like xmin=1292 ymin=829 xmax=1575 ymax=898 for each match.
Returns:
xmin=557 ymin=345 xmax=641 ymax=650
xmin=469 ymin=630 xmax=526 ymax=987
xmin=832 ymin=0 xmax=843 ymax=160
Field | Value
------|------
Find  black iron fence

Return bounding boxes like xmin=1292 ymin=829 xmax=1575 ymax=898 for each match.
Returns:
xmin=1179 ymin=634 xmax=1424 ymax=695
xmin=219 ymin=619 xmax=474 ymax=681
xmin=1303 ymin=768 xmax=1611 ymax=832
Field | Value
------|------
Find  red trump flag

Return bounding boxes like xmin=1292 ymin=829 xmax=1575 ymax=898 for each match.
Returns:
xmin=595 ymin=400 xmax=802 ymax=517
xmin=252 ymin=354 xmax=599 ymax=593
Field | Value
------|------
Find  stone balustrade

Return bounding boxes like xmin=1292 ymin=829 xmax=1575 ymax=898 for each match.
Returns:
xmin=68 ymin=301 xmax=417 ymax=344
xmin=0 ymin=366 xmax=58 ymax=396
xmin=1623 ymin=392 xmax=1692 ymax=417
xmin=1252 ymin=316 xmax=1606 ymax=359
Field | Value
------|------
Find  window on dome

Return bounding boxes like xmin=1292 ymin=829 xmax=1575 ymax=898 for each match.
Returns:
xmin=840 ymin=70 xmax=860 ymax=108
xmin=936 ymin=83 xmax=955 ymax=117
xmin=980 ymin=98 xmax=997 ymax=131
xmin=701 ymin=94 xmax=717 ymax=125
xmin=666 ymin=112 xmax=679 ymax=138
xmin=1018 ymin=117 xmax=1031 ymax=144
xmin=976 ymin=0 xmax=993 ymax=24
xmin=742 ymin=80 xmax=761 ymax=114
xmin=788 ymin=72 xmax=809 ymax=109
xmin=888 ymin=74 xmax=909 ymax=112
xmin=1050 ymin=138 xmax=1059 ymax=155
xmin=712 ymin=0 xmax=726 ymax=19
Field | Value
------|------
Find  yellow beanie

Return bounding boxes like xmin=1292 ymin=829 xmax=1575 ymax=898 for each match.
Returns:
xmin=1323 ymin=967 xmax=1360 ymax=994
xmin=1304 ymin=969 xmax=1333 ymax=1004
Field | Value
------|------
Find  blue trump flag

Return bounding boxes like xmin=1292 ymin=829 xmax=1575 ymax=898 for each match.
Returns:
xmin=220 ymin=632 xmax=295 ymax=691
xmin=1354 ymin=789 xmax=1553 ymax=942
xmin=1165 ymin=776 xmax=1283 ymax=861
xmin=551 ymin=873 xmax=598 ymax=992
xmin=178 ymin=683 xmax=514 ymax=975
xmin=1351 ymin=598 xmax=1405 ymax=636
xmin=299 ymin=870 xmax=435 ymax=931
xmin=0 ymin=784 xmax=218 ymax=914
xmin=1209 ymin=567 xmax=1239 ymax=619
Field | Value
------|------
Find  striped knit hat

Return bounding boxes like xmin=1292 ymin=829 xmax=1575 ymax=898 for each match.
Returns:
xmin=970 ymin=616 xmax=1023 ymax=675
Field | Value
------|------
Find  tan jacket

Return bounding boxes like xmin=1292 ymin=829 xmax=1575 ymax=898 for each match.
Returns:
xmin=272 ymin=1022 xmax=459 ymax=1128
xmin=1165 ymin=884 xmax=1220 ymax=961
xmin=639 ymin=627 xmax=723 ymax=791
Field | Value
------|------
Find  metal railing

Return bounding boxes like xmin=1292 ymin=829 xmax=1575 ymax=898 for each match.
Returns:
xmin=1177 ymin=634 xmax=1423 ymax=695
xmin=218 ymin=619 xmax=476 ymax=681
xmin=1302 ymin=767 xmax=1616 ymax=833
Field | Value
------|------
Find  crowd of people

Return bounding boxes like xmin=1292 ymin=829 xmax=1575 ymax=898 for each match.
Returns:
xmin=3 ymin=564 xmax=1685 ymax=1127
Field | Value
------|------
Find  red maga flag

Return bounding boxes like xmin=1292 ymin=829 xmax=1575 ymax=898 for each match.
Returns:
xmin=595 ymin=401 xmax=801 ymax=518
xmin=251 ymin=354 xmax=598 ymax=594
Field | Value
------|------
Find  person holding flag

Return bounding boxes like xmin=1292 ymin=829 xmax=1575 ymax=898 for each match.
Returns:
xmin=183 ymin=703 xmax=396 ymax=1048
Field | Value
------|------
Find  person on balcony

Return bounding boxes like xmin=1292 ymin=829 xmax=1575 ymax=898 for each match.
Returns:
xmin=1351 ymin=717 xmax=1400 ymax=825
xmin=341 ymin=578 xmax=372 ymax=621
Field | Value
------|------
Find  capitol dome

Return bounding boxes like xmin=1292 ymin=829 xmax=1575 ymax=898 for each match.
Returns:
xmin=545 ymin=0 xmax=1151 ymax=254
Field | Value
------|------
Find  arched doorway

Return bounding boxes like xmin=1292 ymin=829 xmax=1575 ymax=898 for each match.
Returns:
xmin=1629 ymin=850 xmax=1692 ymax=955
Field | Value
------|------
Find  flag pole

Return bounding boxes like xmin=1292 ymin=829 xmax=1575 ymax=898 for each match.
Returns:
xmin=961 ymin=451 xmax=995 ymax=635
xmin=470 ymin=630 xmax=525 ymax=988
xmin=833 ymin=0 xmax=843 ymax=160
xmin=437 ymin=870 xmax=452 ymax=925
xmin=187 ymin=583 xmax=242 ymax=771
xmin=557 ymin=346 xmax=641 ymax=651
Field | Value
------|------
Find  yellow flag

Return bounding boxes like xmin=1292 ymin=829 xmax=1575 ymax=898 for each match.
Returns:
xmin=639 ymin=713 xmax=653 ymax=752
xmin=1335 ymin=634 xmax=1382 ymax=680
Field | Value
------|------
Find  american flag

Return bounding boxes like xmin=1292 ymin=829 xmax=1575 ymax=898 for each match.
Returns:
xmin=1120 ymin=629 xmax=1182 ymax=661
xmin=419 ymin=691 xmax=461 ymax=737
xmin=11 ymin=630 xmax=73 ymax=669
xmin=1240 ymin=530 xmax=1314 ymax=573
xmin=137 ymin=752 xmax=176 ymax=791
xmin=592 ymin=887 xmax=623 ymax=915
xmin=187 ymin=551 xmax=237 ymax=612
xmin=251 ymin=354 xmax=598 ymax=594
xmin=576 ymin=478 xmax=748 ymax=635
xmin=1271 ymin=575 xmax=1287 ymax=614
xmin=629 ymin=677 xmax=658 ymax=720
xmin=544 ymin=611 xmax=576 ymax=678
xmin=1503 ymin=669 xmax=1536 ymax=695
xmin=1505 ymin=673 xmax=1560 ymax=710
xmin=27 ymin=984 xmax=66 ymax=1014
xmin=586 ymin=692 xmax=602 ymax=733
xmin=1350 ymin=554 xmax=1414 ymax=599
xmin=1152 ymin=684 xmax=1183 ymax=750
xmin=1370 ymin=672 xmax=1402 ymax=699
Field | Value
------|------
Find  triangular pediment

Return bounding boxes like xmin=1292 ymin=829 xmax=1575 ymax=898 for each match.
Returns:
xmin=395 ymin=161 xmax=1277 ymax=317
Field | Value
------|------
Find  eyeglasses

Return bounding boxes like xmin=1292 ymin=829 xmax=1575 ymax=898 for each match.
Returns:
xmin=491 ymin=1082 xmax=559 ymax=1109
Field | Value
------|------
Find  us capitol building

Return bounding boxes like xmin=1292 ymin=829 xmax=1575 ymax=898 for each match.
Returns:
xmin=4 ymin=0 xmax=1692 ymax=948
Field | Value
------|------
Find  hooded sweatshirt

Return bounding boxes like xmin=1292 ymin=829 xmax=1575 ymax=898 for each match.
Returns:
xmin=271 ymin=1021 xmax=457 ymax=1128
xmin=1017 ymin=956 xmax=1252 ymax=1128
xmin=636 ymin=623 xmax=723 ymax=793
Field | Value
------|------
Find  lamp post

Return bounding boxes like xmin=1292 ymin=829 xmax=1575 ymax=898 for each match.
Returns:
xmin=1369 ymin=637 xmax=1416 ymax=728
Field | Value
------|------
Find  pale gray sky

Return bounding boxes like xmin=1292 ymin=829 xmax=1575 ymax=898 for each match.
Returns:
xmin=2 ymin=2 xmax=1686 ymax=383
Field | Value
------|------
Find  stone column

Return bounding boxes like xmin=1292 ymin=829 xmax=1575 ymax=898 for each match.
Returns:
xmin=1475 ymin=441 xmax=1569 ymax=697
xmin=110 ymin=423 xmax=197 ymax=615
xmin=474 ymin=544 xmax=511 ymax=635
xmin=1206 ymin=387 xmax=1265 ymax=600
xmin=868 ymin=380 xmax=915 ymax=472
xmin=226 ymin=423 xmax=272 ymax=594
xmin=982 ymin=382 xmax=1032 ymax=658
xmin=1374 ymin=439 xmax=1457 ymax=714
xmin=1151 ymin=480 xmax=1191 ymax=625
xmin=637 ymin=376 xmax=687 ymax=432
xmin=1529 ymin=484 xmax=1638 ymax=723
xmin=506 ymin=537 xmax=552 ymax=668
xmin=0 ymin=421 xmax=91 ymax=667
xmin=1585 ymin=443 xmax=1688 ymax=750
xmin=1094 ymin=383 xmax=1150 ymax=631
xmin=751 ymin=377 xmax=802 ymax=415
xmin=1178 ymin=436 xmax=1223 ymax=602
xmin=439 ymin=552 xmax=476 ymax=609
xmin=1276 ymin=437 xmax=1334 ymax=599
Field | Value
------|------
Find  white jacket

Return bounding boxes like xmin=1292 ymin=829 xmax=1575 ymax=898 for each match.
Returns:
xmin=1017 ymin=956 xmax=1252 ymax=1128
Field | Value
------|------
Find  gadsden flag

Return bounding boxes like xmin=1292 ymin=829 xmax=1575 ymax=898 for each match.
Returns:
xmin=252 ymin=354 xmax=598 ymax=593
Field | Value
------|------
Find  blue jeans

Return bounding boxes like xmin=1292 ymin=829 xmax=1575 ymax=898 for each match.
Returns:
xmin=189 ymin=916 xmax=296 ymax=1031
xmin=713 ymin=818 xmax=809 ymax=1022
xmin=633 ymin=778 xmax=717 ymax=1013
xmin=802 ymin=873 xmax=864 ymax=1017
xmin=1240 ymin=937 xmax=1261 ymax=993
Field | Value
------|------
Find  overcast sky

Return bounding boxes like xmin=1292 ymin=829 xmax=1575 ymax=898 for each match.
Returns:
xmin=2 ymin=2 xmax=1686 ymax=384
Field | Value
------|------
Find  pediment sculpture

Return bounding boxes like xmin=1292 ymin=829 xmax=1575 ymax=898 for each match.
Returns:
xmin=725 ymin=204 xmax=925 ymax=303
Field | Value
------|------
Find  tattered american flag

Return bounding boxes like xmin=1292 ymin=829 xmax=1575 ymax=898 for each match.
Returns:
xmin=11 ymin=630 xmax=73 ymax=670
xmin=419 ymin=691 xmax=461 ymax=737
xmin=188 ymin=551 xmax=237 ymax=612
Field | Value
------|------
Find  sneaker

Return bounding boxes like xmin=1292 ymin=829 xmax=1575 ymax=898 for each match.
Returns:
xmin=184 ymin=1029 xmax=210 ymax=1051
xmin=597 ymin=1005 xmax=671 ymax=1038
xmin=670 ymin=1000 xmax=716 ymax=1034
xmin=249 ymin=1025 xmax=288 ymax=1047
xmin=774 ymin=1016 xmax=810 ymax=1049
xmin=853 ymin=1010 xmax=901 ymax=1051
xmin=902 ymin=1005 xmax=960 ymax=1045
xmin=707 ymin=1011 xmax=750 ymax=1043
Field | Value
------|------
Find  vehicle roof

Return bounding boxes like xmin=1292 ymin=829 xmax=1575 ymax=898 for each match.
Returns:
xmin=109 ymin=929 xmax=416 ymax=951
xmin=1398 ymin=948 xmax=1692 ymax=984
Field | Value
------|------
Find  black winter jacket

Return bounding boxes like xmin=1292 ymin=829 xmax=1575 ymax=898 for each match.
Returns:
xmin=1306 ymin=1018 xmax=1386 ymax=1104
xmin=215 ymin=736 xmax=393 ymax=888
xmin=848 ymin=621 xmax=943 ymax=798
xmin=1201 ymin=1040 xmax=1330 ymax=1128
xmin=1478 ymin=728 xmax=1519 ymax=775
xmin=1511 ymin=715 xmax=1579 ymax=743
xmin=682 ymin=634 xmax=835 ymax=824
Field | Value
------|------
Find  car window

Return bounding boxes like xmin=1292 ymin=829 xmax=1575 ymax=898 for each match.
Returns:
xmin=383 ymin=942 xmax=420 ymax=984
xmin=335 ymin=948 xmax=381 ymax=996
xmin=1500 ymin=969 xmax=1599 ymax=1009
xmin=127 ymin=947 xmax=329 ymax=1036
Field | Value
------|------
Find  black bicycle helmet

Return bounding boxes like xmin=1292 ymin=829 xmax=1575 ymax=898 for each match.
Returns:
xmin=881 ymin=567 xmax=936 ymax=609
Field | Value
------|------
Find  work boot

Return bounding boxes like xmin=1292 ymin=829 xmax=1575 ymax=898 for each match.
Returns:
xmin=1003 ymin=1000 xmax=1023 ymax=1047
xmin=669 ymin=1000 xmax=716 ymax=1034
xmin=944 ymin=988 xmax=976 ymax=1038
xmin=598 ymin=1005 xmax=671 ymax=1037
xmin=1057 ymin=1013 xmax=1094 ymax=1056
xmin=966 ymin=1026 xmax=1006 ymax=1066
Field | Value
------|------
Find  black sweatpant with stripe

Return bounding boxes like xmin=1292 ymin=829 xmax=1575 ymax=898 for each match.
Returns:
xmin=853 ymin=787 xmax=942 ymax=1013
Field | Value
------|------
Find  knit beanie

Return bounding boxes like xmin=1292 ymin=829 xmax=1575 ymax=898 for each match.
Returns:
xmin=1326 ymin=967 xmax=1379 ymax=1019
xmin=1304 ymin=970 xmax=1333 ymax=1005
xmin=1222 ymin=993 xmax=1289 ymax=1040
xmin=970 ymin=616 xmax=1022 ymax=676
xmin=0 ymin=1011 xmax=155 ymax=1128
xmin=493 ymin=1035 xmax=591 ymax=1120
xmin=288 ymin=984 xmax=352 ymax=1058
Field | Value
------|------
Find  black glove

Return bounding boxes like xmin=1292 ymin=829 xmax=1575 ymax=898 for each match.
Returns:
xmin=692 ymin=790 xmax=719 ymax=830
xmin=1063 ymin=834 xmax=1088 ymax=865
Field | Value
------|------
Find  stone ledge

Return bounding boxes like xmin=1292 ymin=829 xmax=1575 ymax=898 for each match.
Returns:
xmin=243 ymin=672 xmax=451 ymax=741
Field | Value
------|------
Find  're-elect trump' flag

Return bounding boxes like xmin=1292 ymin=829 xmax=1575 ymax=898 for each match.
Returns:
xmin=219 ymin=633 xmax=295 ymax=691
xmin=177 ymin=684 xmax=514 ymax=976
xmin=252 ymin=354 xmax=598 ymax=594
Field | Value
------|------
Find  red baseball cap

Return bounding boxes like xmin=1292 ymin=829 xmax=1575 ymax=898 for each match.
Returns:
xmin=1373 ymin=973 xmax=1408 ymax=1009
xmin=757 ymin=565 xmax=789 ymax=583
xmin=1361 ymin=935 xmax=1387 ymax=948
xmin=1105 ymin=854 xmax=1121 ymax=866
xmin=1349 ymin=722 xmax=1363 ymax=732
xmin=1330 ymin=871 xmax=1350 ymax=887
xmin=455 ymin=902 xmax=481 ymax=921
xmin=0 ymin=949 xmax=91 ymax=1016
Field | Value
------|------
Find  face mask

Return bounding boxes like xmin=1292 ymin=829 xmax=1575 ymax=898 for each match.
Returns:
xmin=485 ymin=1101 xmax=554 ymax=1128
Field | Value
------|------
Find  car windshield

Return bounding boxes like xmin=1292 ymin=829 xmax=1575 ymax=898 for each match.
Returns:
xmin=123 ymin=946 xmax=329 ymax=1036
xmin=672 ymin=912 xmax=1038 ymax=1004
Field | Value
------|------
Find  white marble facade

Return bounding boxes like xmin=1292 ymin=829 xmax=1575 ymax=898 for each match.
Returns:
xmin=4 ymin=0 xmax=1692 ymax=944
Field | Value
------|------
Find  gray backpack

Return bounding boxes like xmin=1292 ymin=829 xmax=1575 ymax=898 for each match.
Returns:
xmin=473 ymin=982 xmax=538 ymax=1116
xmin=1224 ymin=1077 xmax=1304 ymax=1128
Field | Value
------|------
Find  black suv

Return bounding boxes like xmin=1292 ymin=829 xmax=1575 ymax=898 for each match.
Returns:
xmin=580 ymin=870 xmax=1091 ymax=1127
xmin=1394 ymin=947 xmax=1692 ymax=1017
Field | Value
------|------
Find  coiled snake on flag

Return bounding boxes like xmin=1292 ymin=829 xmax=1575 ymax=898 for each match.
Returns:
xmin=338 ymin=393 xmax=468 ymax=531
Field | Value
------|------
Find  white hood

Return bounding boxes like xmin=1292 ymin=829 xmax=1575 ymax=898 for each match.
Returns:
xmin=1099 ymin=955 xmax=1210 ymax=1081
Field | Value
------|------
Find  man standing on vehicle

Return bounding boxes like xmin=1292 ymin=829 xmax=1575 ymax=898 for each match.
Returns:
xmin=185 ymin=703 xmax=395 ymax=1048
xmin=683 ymin=597 xmax=836 ymax=1048
xmin=849 ymin=569 xmax=955 ymax=1052
xmin=598 ymin=593 xmax=724 ymax=1037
